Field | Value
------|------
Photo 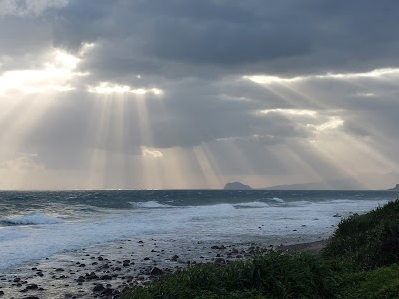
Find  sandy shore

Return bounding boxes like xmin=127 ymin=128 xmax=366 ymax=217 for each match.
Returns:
xmin=277 ymin=239 xmax=328 ymax=254
xmin=0 ymin=237 xmax=327 ymax=299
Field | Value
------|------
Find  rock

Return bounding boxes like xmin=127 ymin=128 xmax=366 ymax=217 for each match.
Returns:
xmin=100 ymin=275 xmax=113 ymax=280
xmin=93 ymin=284 xmax=105 ymax=292
xmin=23 ymin=297 xmax=40 ymax=299
xmin=211 ymin=245 xmax=226 ymax=250
xmin=0 ymin=291 xmax=4 ymax=296
xmin=55 ymin=268 xmax=64 ymax=272
xmin=143 ymin=257 xmax=150 ymax=261
xmin=214 ymin=258 xmax=225 ymax=265
xmin=101 ymin=288 xmax=113 ymax=295
xmin=77 ymin=276 xmax=85 ymax=282
xmin=86 ymin=272 xmax=98 ymax=280
xmin=171 ymin=255 xmax=179 ymax=261
xmin=150 ymin=267 xmax=164 ymax=276
xmin=97 ymin=256 xmax=104 ymax=261
xmin=25 ymin=283 xmax=39 ymax=290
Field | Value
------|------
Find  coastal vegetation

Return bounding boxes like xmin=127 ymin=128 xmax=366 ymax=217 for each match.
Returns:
xmin=123 ymin=199 xmax=399 ymax=299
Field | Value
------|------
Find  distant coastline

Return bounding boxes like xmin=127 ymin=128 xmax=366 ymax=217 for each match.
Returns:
xmin=224 ymin=181 xmax=399 ymax=191
xmin=388 ymin=184 xmax=399 ymax=191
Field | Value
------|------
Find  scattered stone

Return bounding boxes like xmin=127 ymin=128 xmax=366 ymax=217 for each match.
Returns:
xmin=214 ymin=258 xmax=225 ymax=265
xmin=100 ymin=275 xmax=113 ymax=280
xmin=76 ymin=276 xmax=85 ymax=283
xmin=101 ymin=288 xmax=113 ymax=295
xmin=150 ymin=267 xmax=164 ymax=276
xmin=86 ymin=272 xmax=98 ymax=280
xmin=211 ymin=245 xmax=226 ymax=250
xmin=25 ymin=283 xmax=39 ymax=290
xmin=93 ymin=284 xmax=105 ymax=292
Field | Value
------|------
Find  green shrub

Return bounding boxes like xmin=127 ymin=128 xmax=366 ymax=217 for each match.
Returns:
xmin=123 ymin=252 xmax=337 ymax=299
xmin=323 ymin=199 xmax=399 ymax=270
xmin=337 ymin=263 xmax=399 ymax=299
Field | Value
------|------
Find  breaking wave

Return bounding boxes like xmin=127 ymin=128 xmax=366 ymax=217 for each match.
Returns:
xmin=2 ymin=213 xmax=63 ymax=226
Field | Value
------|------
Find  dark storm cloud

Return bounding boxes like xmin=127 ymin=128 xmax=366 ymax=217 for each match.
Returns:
xmin=47 ymin=0 xmax=399 ymax=81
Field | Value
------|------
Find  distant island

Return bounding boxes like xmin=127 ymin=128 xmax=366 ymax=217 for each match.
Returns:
xmin=388 ymin=184 xmax=399 ymax=191
xmin=223 ymin=182 xmax=252 ymax=190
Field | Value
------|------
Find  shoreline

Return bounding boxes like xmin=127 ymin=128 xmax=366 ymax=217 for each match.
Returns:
xmin=0 ymin=237 xmax=328 ymax=299
xmin=277 ymin=239 xmax=328 ymax=254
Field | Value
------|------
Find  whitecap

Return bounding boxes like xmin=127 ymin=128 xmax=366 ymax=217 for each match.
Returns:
xmin=3 ymin=212 xmax=63 ymax=226
xmin=234 ymin=201 xmax=269 ymax=208
xmin=128 ymin=201 xmax=172 ymax=209
xmin=270 ymin=197 xmax=285 ymax=203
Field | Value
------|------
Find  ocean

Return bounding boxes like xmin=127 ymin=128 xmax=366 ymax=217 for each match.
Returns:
xmin=0 ymin=190 xmax=397 ymax=298
xmin=1 ymin=190 xmax=397 ymax=271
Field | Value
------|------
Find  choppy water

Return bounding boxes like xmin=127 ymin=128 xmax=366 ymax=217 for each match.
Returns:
xmin=0 ymin=190 xmax=398 ymax=271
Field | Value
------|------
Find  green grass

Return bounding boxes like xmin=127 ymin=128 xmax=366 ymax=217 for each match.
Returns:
xmin=337 ymin=264 xmax=399 ymax=299
xmin=123 ymin=253 xmax=336 ymax=299
xmin=323 ymin=199 xmax=399 ymax=270
xmin=123 ymin=199 xmax=399 ymax=299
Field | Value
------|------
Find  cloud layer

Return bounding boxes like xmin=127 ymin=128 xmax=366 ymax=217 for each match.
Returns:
xmin=0 ymin=0 xmax=398 ymax=189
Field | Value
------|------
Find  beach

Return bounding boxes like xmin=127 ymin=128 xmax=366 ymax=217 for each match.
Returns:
xmin=0 ymin=190 xmax=395 ymax=298
xmin=0 ymin=237 xmax=328 ymax=299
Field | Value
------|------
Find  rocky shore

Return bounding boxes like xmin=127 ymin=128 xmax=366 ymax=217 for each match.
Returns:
xmin=0 ymin=236 xmax=326 ymax=299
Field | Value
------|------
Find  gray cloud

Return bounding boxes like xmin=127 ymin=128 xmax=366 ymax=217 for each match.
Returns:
xmin=47 ymin=0 xmax=399 ymax=81
xmin=1 ymin=0 xmax=399 ymax=189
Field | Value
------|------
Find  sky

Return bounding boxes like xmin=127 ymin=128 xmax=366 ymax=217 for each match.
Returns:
xmin=0 ymin=0 xmax=398 ymax=190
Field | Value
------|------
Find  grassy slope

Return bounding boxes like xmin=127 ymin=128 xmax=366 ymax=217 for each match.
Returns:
xmin=123 ymin=199 xmax=399 ymax=299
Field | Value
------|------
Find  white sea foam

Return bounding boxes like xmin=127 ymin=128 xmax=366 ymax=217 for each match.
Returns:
xmin=270 ymin=197 xmax=285 ymax=203
xmin=3 ymin=213 xmax=63 ymax=225
xmin=0 ymin=197 xmax=391 ymax=271
xmin=128 ymin=201 xmax=172 ymax=208
xmin=234 ymin=201 xmax=269 ymax=208
xmin=0 ymin=229 xmax=27 ymax=242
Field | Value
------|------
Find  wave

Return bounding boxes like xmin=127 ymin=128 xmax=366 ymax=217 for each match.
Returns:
xmin=2 ymin=212 xmax=63 ymax=226
xmin=128 ymin=201 xmax=173 ymax=209
xmin=234 ymin=201 xmax=269 ymax=208
xmin=269 ymin=197 xmax=285 ymax=203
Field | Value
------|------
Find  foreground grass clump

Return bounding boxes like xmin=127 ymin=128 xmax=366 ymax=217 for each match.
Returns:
xmin=337 ymin=264 xmax=399 ymax=299
xmin=122 ymin=252 xmax=336 ymax=299
xmin=323 ymin=199 xmax=399 ymax=270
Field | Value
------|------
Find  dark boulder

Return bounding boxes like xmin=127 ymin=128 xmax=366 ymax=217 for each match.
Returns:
xmin=150 ymin=267 xmax=165 ymax=276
